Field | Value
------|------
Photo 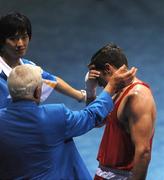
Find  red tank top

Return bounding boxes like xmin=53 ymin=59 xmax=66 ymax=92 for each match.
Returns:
xmin=97 ymin=82 xmax=153 ymax=171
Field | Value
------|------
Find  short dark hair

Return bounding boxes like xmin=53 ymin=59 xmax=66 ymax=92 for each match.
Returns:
xmin=0 ymin=12 xmax=32 ymax=51
xmin=89 ymin=43 xmax=128 ymax=70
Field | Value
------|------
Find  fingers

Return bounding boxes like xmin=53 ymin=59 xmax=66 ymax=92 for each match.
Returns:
xmin=111 ymin=66 xmax=137 ymax=92
xmin=121 ymin=67 xmax=137 ymax=86
xmin=88 ymin=70 xmax=100 ymax=80
xmin=116 ymin=64 xmax=127 ymax=73
xmin=122 ymin=67 xmax=137 ymax=79
xmin=130 ymin=67 xmax=137 ymax=76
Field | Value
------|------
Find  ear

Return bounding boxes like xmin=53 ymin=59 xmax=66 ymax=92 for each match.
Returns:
xmin=104 ymin=63 xmax=116 ymax=74
xmin=33 ymin=86 xmax=42 ymax=102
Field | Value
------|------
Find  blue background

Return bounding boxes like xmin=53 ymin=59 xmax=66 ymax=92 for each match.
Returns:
xmin=1 ymin=0 xmax=164 ymax=179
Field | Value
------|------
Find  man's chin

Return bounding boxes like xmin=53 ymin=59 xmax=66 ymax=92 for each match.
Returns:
xmin=16 ymin=49 xmax=27 ymax=56
xmin=19 ymin=52 xmax=26 ymax=57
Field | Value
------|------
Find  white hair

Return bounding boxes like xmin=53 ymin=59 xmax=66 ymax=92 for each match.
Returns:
xmin=7 ymin=64 xmax=42 ymax=99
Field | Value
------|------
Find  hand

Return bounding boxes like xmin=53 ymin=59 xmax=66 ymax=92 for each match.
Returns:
xmin=85 ymin=68 xmax=100 ymax=98
xmin=104 ymin=65 xmax=137 ymax=95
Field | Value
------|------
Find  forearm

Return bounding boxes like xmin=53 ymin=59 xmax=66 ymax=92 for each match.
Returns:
xmin=86 ymin=82 xmax=116 ymax=105
xmin=104 ymin=83 xmax=116 ymax=96
xmin=130 ymin=150 xmax=151 ymax=180
xmin=55 ymin=77 xmax=85 ymax=102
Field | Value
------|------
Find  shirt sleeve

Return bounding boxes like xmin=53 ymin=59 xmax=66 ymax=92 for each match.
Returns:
xmin=64 ymin=91 xmax=113 ymax=138
xmin=41 ymin=70 xmax=58 ymax=102
xmin=22 ymin=58 xmax=57 ymax=102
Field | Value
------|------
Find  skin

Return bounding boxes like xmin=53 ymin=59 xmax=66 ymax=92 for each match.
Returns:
xmin=87 ymin=63 xmax=156 ymax=180
xmin=0 ymin=32 xmax=137 ymax=102
xmin=118 ymin=81 xmax=156 ymax=180
xmin=86 ymin=64 xmax=137 ymax=104
xmin=13 ymin=65 xmax=137 ymax=105
xmin=0 ymin=31 xmax=85 ymax=101
xmin=2 ymin=32 xmax=29 ymax=67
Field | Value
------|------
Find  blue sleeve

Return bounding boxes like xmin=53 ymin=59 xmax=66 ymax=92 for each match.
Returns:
xmin=21 ymin=58 xmax=36 ymax=65
xmin=0 ymin=77 xmax=11 ymax=108
xmin=22 ymin=58 xmax=57 ymax=81
xmin=41 ymin=70 xmax=57 ymax=82
xmin=64 ymin=91 xmax=113 ymax=138
xmin=22 ymin=58 xmax=57 ymax=101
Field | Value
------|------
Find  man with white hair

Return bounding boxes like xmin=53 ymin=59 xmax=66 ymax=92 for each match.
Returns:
xmin=0 ymin=64 xmax=136 ymax=179
xmin=7 ymin=64 xmax=42 ymax=103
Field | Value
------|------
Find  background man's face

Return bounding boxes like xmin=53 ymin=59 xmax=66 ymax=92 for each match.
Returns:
xmin=3 ymin=32 xmax=29 ymax=59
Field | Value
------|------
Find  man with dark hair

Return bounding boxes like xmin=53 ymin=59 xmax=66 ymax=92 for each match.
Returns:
xmin=90 ymin=43 xmax=128 ymax=69
xmin=85 ymin=43 xmax=156 ymax=180
xmin=0 ymin=11 xmax=89 ymax=108
xmin=0 ymin=12 xmax=32 ymax=48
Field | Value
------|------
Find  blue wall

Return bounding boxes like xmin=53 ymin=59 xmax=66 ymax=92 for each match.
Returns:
xmin=1 ymin=0 xmax=164 ymax=179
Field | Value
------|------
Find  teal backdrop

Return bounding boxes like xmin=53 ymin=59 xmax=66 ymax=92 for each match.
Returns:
xmin=1 ymin=0 xmax=164 ymax=179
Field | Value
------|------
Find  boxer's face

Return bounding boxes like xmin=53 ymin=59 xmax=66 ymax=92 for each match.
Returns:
xmin=88 ymin=63 xmax=112 ymax=88
xmin=96 ymin=71 xmax=109 ymax=87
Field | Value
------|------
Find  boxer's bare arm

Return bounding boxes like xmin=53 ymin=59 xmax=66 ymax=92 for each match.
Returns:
xmin=124 ymin=86 xmax=156 ymax=180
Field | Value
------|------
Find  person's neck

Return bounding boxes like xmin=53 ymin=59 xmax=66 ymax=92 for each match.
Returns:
xmin=12 ymin=96 xmax=39 ymax=105
xmin=1 ymin=54 xmax=21 ymax=68
xmin=112 ymin=76 xmax=139 ymax=101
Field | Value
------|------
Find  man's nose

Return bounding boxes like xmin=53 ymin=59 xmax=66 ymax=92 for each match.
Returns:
xmin=16 ymin=38 xmax=24 ymax=46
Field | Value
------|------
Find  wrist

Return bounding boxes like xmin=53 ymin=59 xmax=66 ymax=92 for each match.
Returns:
xmin=78 ymin=90 xmax=87 ymax=103
xmin=104 ymin=84 xmax=116 ymax=96
xmin=85 ymin=72 xmax=97 ymax=98
xmin=86 ymin=88 xmax=96 ymax=98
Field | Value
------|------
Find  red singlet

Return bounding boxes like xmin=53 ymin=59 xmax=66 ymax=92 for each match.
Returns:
xmin=97 ymin=82 xmax=154 ymax=171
